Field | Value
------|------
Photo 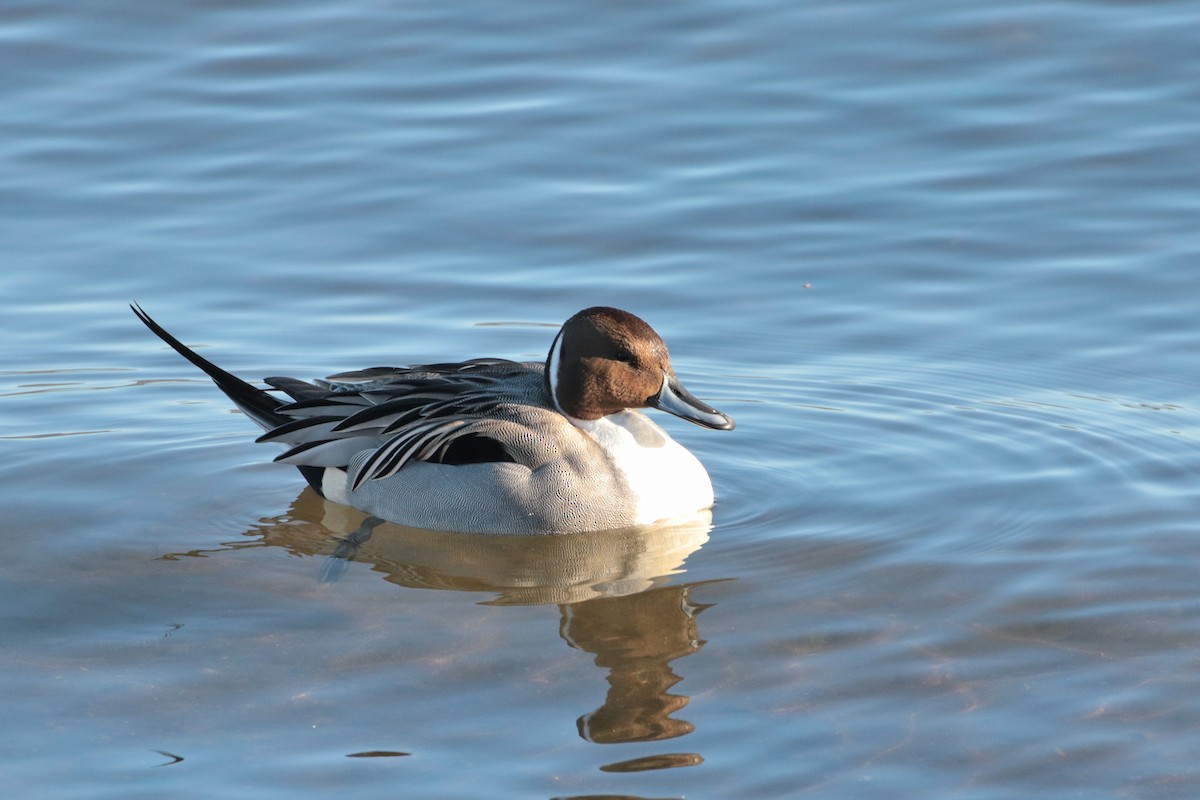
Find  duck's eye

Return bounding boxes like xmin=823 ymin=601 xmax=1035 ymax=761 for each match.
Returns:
xmin=613 ymin=348 xmax=636 ymax=365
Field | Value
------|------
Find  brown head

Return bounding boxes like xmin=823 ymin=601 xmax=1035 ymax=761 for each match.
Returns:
xmin=545 ymin=307 xmax=734 ymax=430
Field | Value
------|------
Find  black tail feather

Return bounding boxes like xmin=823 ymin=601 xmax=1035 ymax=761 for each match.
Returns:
xmin=131 ymin=303 xmax=287 ymax=430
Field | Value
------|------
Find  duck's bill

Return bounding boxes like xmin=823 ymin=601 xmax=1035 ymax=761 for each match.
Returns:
xmin=651 ymin=374 xmax=736 ymax=431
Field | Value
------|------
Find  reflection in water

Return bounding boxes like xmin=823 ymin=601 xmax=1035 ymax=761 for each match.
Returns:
xmin=194 ymin=488 xmax=716 ymax=605
xmin=162 ymin=489 xmax=723 ymax=760
xmin=598 ymin=753 xmax=704 ymax=772
xmin=563 ymin=584 xmax=713 ymax=744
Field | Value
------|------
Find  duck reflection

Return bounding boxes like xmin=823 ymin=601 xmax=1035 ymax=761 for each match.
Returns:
xmin=232 ymin=489 xmax=717 ymax=607
xmin=164 ymin=488 xmax=720 ymax=750
xmin=563 ymin=584 xmax=712 ymax=743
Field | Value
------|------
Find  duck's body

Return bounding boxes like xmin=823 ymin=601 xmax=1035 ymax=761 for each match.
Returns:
xmin=133 ymin=305 xmax=733 ymax=535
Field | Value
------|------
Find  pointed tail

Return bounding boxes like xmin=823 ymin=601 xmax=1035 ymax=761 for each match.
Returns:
xmin=131 ymin=303 xmax=287 ymax=430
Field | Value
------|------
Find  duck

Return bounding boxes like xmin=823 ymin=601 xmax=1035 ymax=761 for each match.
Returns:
xmin=132 ymin=304 xmax=734 ymax=535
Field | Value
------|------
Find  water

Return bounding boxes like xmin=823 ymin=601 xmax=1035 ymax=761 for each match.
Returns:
xmin=3 ymin=0 xmax=1200 ymax=797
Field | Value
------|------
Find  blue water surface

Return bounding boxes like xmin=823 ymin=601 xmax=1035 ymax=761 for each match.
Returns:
xmin=3 ymin=1 xmax=1200 ymax=797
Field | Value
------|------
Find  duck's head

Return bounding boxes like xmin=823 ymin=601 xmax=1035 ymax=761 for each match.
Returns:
xmin=545 ymin=306 xmax=735 ymax=430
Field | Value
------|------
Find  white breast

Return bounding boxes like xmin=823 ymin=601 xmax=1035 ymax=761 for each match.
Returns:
xmin=572 ymin=411 xmax=716 ymax=525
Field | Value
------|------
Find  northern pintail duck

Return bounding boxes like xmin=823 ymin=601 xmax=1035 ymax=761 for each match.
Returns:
xmin=133 ymin=305 xmax=734 ymax=535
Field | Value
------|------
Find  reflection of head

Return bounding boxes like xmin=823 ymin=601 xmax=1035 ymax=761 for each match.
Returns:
xmin=563 ymin=583 xmax=714 ymax=743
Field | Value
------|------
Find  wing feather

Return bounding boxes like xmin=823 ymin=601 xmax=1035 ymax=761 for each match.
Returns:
xmin=351 ymin=418 xmax=470 ymax=490
xmin=249 ymin=359 xmax=541 ymax=484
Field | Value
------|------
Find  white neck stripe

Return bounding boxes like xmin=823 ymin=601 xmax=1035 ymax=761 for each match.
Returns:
xmin=546 ymin=328 xmax=566 ymax=415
